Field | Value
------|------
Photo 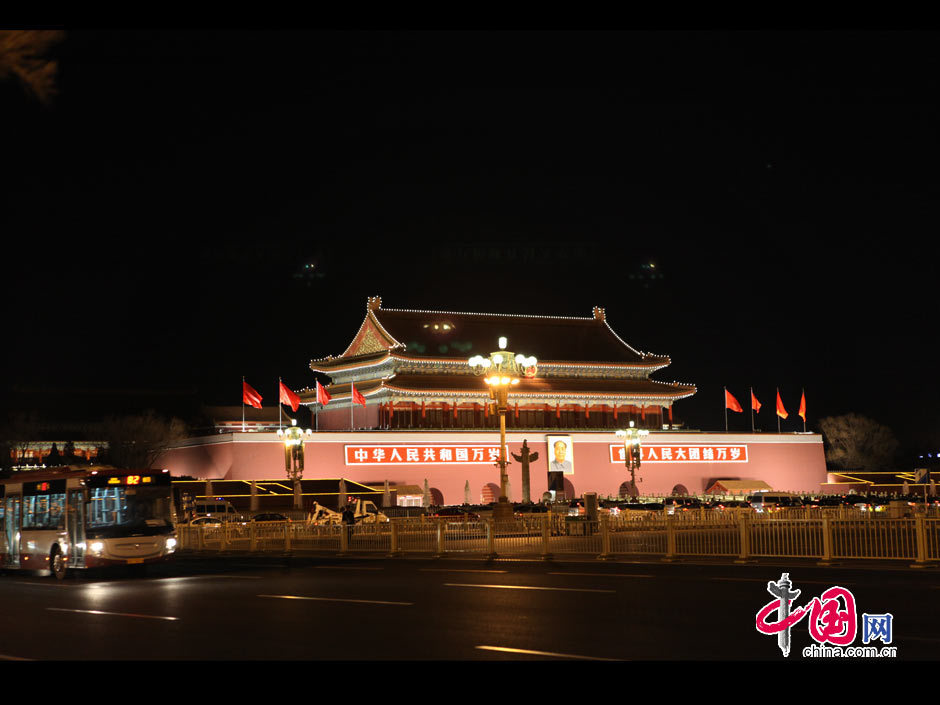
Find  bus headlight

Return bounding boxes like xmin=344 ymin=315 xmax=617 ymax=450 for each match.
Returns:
xmin=165 ymin=537 xmax=177 ymax=552
xmin=90 ymin=541 xmax=104 ymax=555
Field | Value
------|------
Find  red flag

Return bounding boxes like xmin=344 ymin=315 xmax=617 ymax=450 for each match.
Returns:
xmin=751 ymin=390 xmax=761 ymax=413
xmin=242 ymin=380 xmax=262 ymax=409
xmin=776 ymin=389 xmax=788 ymax=419
xmin=351 ymin=383 xmax=366 ymax=407
xmin=279 ymin=380 xmax=300 ymax=412
xmin=799 ymin=391 xmax=806 ymax=422
xmin=316 ymin=381 xmax=332 ymax=406
xmin=725 ymin=389 xmax=743 ymax=413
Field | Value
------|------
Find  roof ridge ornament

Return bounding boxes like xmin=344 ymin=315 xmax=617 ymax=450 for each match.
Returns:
xmin=367 ymin=296 xmax=382 ymax=311
xmin=593 ymin=306 xmax=606 ymax=321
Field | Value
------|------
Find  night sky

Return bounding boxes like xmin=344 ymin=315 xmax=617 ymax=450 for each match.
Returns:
xmin=3 ymin=30 xmax=939 ymax=459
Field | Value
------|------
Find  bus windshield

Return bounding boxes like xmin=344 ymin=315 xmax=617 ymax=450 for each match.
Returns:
xmin=87 ymin=486 xmax=174 ymax=538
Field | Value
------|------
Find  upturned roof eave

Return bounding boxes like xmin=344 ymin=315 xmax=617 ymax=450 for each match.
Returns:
xmin=314 ymin=351 xmax=670 ymax=372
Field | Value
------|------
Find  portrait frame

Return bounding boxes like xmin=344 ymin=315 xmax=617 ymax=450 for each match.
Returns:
xmin=546 ymin=435 xmax=574 ymax=475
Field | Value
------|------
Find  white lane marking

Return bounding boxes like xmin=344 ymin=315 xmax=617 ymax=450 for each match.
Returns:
xmin=314 ymin=566 xmax=384 ymax=571
xmin=548 ymin=572 xmax=654 ymax=578
xmin=708 ymin=578 xmax=856 ymax=585
xmin=445 ymin=583 xmax=616 ymax=594
xmin=46 ymin=607 xmax=179 ymax=621
xmin=420 ymin=568 xmax=508 ymax=574
xmin=258 ymin=594 xmax=412 ymax=606
xmin=153 ymin=575 xmax=263 ymax=580
xmin=476 ymin=645 xmax=621 ymax=661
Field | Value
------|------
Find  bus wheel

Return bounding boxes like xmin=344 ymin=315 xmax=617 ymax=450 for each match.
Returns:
xmin=51 ymin=547 xmax=68 ymax=580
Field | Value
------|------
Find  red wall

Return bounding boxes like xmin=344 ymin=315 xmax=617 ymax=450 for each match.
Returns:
xmin=155 ymin=431 xmax=827 ymax=504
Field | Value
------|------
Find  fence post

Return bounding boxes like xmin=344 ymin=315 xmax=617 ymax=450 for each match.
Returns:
xmin=339 ymin=522 xmax=349 ymax=555
xmin=250 ymin=522 xmax=257 ymax=552
xmin=818 ymin=517 xmax=833 ymax=566
xmin=541 ymin=513 xmax=552 ymax=560
xmin=486 ymin=517 xmax=496 ymax=559
xmin=911 ymin=516 xmax=928 ymax=568
xmin=389 ymin=520 xmax=401 ymax=557
xmin=734 ymin=512 xmax=752 ymax=563
xmin=598 ymin=515 xmax=611 ymax=560
xmin=435 ymin=518 xmax=444 ymax=557
xmin=662 ymin=516 xmax=676 ymax=562
xmin=284 ymin=521 xmax=292 ymax=553
xmin=197 ymin=526 xmax=205 ymax=551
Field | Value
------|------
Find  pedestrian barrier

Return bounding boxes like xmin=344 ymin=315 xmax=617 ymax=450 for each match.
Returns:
xmin=176 ymin=513 xmax=940 ymax=564
xmin=748 ymin=519 xmax=824 ymax=559
xmin=832 ymin=518 xmax=918 ymax=560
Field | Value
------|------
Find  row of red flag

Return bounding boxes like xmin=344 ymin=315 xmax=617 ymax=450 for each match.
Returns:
xmin=725 ymin=387 xmax=806 ymax=421
xmin=242 ymin=380 xmax=364 ymax=412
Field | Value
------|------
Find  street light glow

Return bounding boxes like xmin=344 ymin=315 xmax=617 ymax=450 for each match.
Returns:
xmin=468 ymin=337 xmax=538 ymax=510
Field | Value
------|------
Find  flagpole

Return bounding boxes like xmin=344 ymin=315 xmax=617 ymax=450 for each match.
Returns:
xmin=802 ymin=387 xmax=806 ymax=432
xmin=242 ymin=376 xmax=246 ymax=433
xmin=724 ymin=387 xmax=728 ymax=432
xmin=750 ymin=386 xmax=755 ymax=433
xmin=777 ymin=387 xmax=781 ymax=433
xmin=350 ymin=386 xmax=353 ymax=431
xmin=279 ymin=377 xmax=282 ymax=431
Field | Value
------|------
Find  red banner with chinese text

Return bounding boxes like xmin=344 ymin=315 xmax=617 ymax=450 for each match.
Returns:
xmin=345 ymin=444 xmax=503 ymax=465
xmin=609 ymin=444 xmax=748 ymax=463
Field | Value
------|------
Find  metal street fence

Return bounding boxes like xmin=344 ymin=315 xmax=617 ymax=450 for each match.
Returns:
xmin=175 ymin=512 xmax=940 ymax=565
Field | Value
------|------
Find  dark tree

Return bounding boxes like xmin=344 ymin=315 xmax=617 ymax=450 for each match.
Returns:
xmin=819 ymin=414 xmax=900 ymax=472
xmin=98 ymin=410 xmax=188 ymax=469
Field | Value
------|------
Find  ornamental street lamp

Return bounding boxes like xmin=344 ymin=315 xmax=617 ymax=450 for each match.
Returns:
xmin=469 ymin=337 xmax=537 ymax=522
xmin=616 ymin=421 xmax=649 ymax=499
xmin=277 ymin=418 xmax=313 ymax=509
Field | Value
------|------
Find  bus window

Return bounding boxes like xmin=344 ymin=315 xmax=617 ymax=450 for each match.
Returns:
xmin=88 ymin=486 xmax=172 ymax=530
xmin=23 ymin=493 xmax=66 ymax=530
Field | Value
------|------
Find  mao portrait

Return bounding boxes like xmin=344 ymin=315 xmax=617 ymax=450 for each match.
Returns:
xmin=546 ymin=435 xmax=574 ymax=474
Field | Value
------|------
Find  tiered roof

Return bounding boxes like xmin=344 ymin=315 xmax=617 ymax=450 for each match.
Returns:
xmin=303 ymin=297 xmax=696 ymax=404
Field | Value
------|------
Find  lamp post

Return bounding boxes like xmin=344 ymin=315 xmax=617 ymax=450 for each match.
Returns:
xmin=616 ymin=421 xmax=649 ymax=499
xmin=277 ymin=418 xmax=313 ymax=510
xmin=469 ymin=337 xmax=537 ymax=523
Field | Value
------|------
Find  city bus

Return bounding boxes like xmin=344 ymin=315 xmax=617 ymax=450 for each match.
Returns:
xmin=0 ymin=467 xmax=178 ymax=579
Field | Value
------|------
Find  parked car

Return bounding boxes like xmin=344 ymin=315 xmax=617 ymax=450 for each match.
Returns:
xmin=193 ymin=499 xmax=241 ymax=522
xmin=664 ymin=497 xmax=703 ymax=514
xmin=189 ymin=516 xmax=224 ymax=526
xmin=746 ymin=493 xmax=801 ymax=513
xmin=431 ymin=506 xmax=479 ymax=520
xmin=710 ymin=500 xmax=753 ymax=513
xmin=617 ymin=502 xmax=664 ymax=518
xmin=513 ymin=503 xmax=548 ymax=514
xmin=251 ymin=513 xmax=290 ymax=522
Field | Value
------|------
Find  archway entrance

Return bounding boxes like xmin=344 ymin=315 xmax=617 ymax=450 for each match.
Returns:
xmin=481 ymin=483 xmax=500 ymax=504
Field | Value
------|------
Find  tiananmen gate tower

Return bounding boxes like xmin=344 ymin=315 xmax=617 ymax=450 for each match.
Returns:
xmin=300 ymin=296 xmax=696 ymax=431
xmin=156 ymin=297 xmax=827 ymax=506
